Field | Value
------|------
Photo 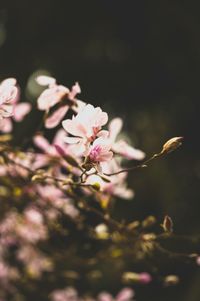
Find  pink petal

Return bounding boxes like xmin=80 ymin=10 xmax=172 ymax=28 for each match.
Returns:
xmin=63 ymin=136 xmax=81 ymax=144
xmin=97 ymin=130 xmax=109 ymax=138
xmin=37 ymin=85 xmax=69 ymax=111
xmin=98 ymin=292 xmax=113 ymax=301
xmin=1 ymin=78 xmax=17 ymax=87
xmin=33 ymin=135 xmax=50 ymax=152
xmin=62 ymin=118 xmax=87 ymax=138
xmin=99 ymin=151 xmax=113 ymax=162
xmin=116 ymin=288 xmax=135 ymax=301
xmin=109 ymin=118 xmax=123 ymax=142
xmin=45 ymin=105 xmax=69 ymax=129
xmin=13 ymin=103 xmax=31 ymax=122
xmin=68 ymin=82 xmax=81 ymax=100
xmin=72 ymin=99 xmax=86 ymax=113
xmin=36 ymin=75 xmax=56 ymax=86
xmin=53 ymin=129 xmax=67 ymax=145
xmin=0 ymin=118 xmax=13 ymax=133
xmin=113 ymin=140 xmax=145 ymax=160
xmin=54 ymin=144 xmax=66 ymax=156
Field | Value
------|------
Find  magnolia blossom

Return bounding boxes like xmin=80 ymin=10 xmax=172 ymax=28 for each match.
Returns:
xmin=0 ymin=78 xmax=31 ymax=132
xmin=17 ymin=245 xmax=52 ymax=278
xmin=36 ymin=76 xmax=82 ymax=128
xmin=88 ymin=137 xmax=113 ymax=163
xmin=16 ymin=208 xmax=47 ymax=243
xmin=0 ymin=78 xmax=18 ymax=118
xmin=108 ymin=118 xmax=145 ymax=160
xmin=0 ymin=78 xmax=19 ymax=131
xmin=62 ymin=104 xmax=108 ymax=154
xmin=33 ymin=129 xmax=82 ymax=174
xmin=36 ymin=184 xmax=79 ymax=219
xmin=0 ymin=102 xmax=31 ymax=133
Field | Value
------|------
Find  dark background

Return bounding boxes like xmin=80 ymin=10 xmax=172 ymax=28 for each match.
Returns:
xmin=1 ymin=1 xmax=200 ymax=300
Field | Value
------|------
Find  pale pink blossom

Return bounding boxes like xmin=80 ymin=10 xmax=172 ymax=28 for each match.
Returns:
xmin=17 ymin=245 xmax=52 ymax=278
xmin=36 ymin=184 xmax=79 ymax=219
xmin=0 ymin=102 xmax=32 ymax=133
xmin=108 ymin=118 xmax=145 ymax=160
xmin=62 ymin=104 xmax=108 ymax=153
xmin=50 ymin=287 xmax=135 ymax=301
xmin=13 ymin=102 xmax=31 ymax=122
xmin=33 ymin=129 xmax=82 ymax=172
xmin=51 ymin=287 xmax=79 ymax=301
xmin=138 ymin=272 xmax=152 ymax=284
xmin=0 ymin=78 xmax=19 ymax=131
xmin=36 ymin=76 xmax=82 ymax=128
xmin=98 ymin=288 xmax=134 ymax=301
xmin=0 ymin=78 xmax=31 ymax=132
xmin=16 ymin=208 xmax=47 ymax=243
xmin=88 ymin=137 xmax=113 ymax=163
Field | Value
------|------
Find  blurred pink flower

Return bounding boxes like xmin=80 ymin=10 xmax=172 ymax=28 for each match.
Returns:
xmin=36 ymin=76 xmax=82 ymax=128
xmin=138 ymin=272 xmax=152 ymax=284
xmin=0 ymin=78 xmax=31 ymax=133
xmin=0 ymin=78 xmax=19 ymax=130
xmin=51 ymin=287 xmax=79 ymax=301
xmin=108 ymin=118 xmax=145 ymax=160
xmin=51 ymin=287 xmax=135 ymax=301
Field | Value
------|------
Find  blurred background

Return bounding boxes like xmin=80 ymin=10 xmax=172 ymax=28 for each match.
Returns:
xmin=0 ymin=0 xmax=200 ymax=300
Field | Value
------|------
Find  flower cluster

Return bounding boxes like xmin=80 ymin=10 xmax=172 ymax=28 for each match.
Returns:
xmin=0 ymin=75 xmax=196 ymax=301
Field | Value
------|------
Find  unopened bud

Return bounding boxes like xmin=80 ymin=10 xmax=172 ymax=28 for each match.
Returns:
xmin=161 ymin=215 xmax=173 ymax=233
xmin=164 ymin=275 xmax=179 ymax=286
xmin=161 ymin=137 xmax=183 ymax=154
xmin=31 ymin=174 xmax=44 ymax=183
xmin=95 ymin=224 xmax=109 ymax=240
xmin=91 ymin=182 xmax=101 ymax=191
xmin=142 ymin=233 xmax=156 ymax=241
xmin=142 ymin=215 xmax=156 ymax=228
xmin=122 ymin=272 xmax=152 ymax=284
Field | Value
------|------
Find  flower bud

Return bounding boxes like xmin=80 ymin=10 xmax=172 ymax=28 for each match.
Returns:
xmin=164 ymin=275 xmax=179 ymax=286
xmin=95 ymin=224 xmax=109 ymax=240
xmin=122 ymin=272 xmax=152 ymax=284
xmin=161 ymin=215 xmax=173 ymax=233
xmin=161 ymin=137 xmax=183 ymax=154
xmin=31 ymin=174 xmax=44 ymax=183
xmin=91 ymin=182 xmax=101 ymax=191
xmin=142 ymin=216 xmax=156 ymax=228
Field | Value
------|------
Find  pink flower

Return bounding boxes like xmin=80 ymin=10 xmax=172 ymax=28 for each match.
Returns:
xmin=88 ymin=138 xmax=113 ymax=163
xmin=37 ymin=76 xmax=69 ymax=111
xmin=36 ymin=76 xmax=82 ymax=128
xmin=0 ymin=78 xmax=19 ymax=130
xmin=98 ymin=288 xmax=135 ymax=301
xmin=138 ymin=272 xmax=152 ymax=284
xmin=50 ymin=287 xmax=79 ymax=301
xmin=108 ymin=118 xmax=145 ymax=160
xmin=62 ymin=104 xmax=108 ymax=152
xmin=116 ymin=288 xmax=135 ymax=301
xmin=33 ymin=129 xmax=80 ymax=162
xmin=0 ymin=78 xmax=31 ymax=133
xmin=13 ymin=102 xmax=31 ymax=122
